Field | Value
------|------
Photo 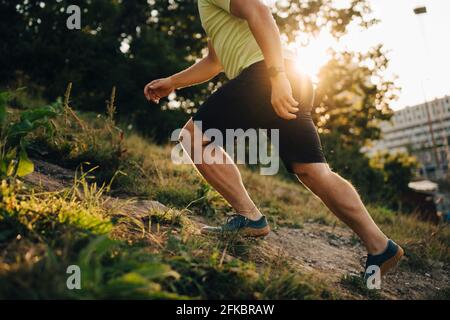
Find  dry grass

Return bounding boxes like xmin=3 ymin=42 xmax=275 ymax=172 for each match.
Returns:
xmin=2 ymin=115 xmax=448 ymax=299
xmin=122 ymin=133 xmax=450 ymax=268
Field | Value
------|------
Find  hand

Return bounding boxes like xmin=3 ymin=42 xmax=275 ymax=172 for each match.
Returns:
xmin=270 ymin=73 xmax=299 ymax=120
xmin=144 ymin=77 xmax=176 ymax=104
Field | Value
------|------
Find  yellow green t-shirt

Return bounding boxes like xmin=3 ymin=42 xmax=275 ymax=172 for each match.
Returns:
xmin=198 ymin=0 xmax=265 ymax=80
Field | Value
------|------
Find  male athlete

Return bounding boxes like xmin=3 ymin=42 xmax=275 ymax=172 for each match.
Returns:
xmin=144 ymin=0 xmax=404 ymax=278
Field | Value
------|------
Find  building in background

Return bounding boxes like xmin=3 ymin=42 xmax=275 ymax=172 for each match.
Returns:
xmin=368 ymin=96 xmax=450 ymax=181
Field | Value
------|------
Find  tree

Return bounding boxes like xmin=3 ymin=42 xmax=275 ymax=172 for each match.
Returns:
xmin=273 ymin=0 xmax=378 ymax=41
xmin=1 ymin=0 xmax=386 ymax=143
xmin=370 ymin=152 xmax=418 ymax=209
xmin=315 ymin=46 xmax=398 ymax=149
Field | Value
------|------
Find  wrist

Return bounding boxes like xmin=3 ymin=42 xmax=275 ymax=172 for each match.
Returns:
xmin=168 ymin=75 xmax=180 ymax=89
xmin=267 ymin=66 xmax=286 ymax=81
xmin=269 ymin=71 xmax=288 ymax=84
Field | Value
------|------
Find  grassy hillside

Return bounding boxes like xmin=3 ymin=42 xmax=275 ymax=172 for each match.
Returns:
xmin=1 ymin=91 xmax=449 ymax=300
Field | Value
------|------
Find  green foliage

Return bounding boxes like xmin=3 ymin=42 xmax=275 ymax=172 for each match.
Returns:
xmin=0 ymin=0 xmax=386 ymax=143
xmin=340 ymin=274 xmax=383 ymax=300
xmin=30 ymin=85 xmax=133 ymax=189
xmin=259 ymin=272 xmax=325 ymax=300
xmin=0 ymin=91 xmax=62 ymax=178
xmin=154 ymin=185 xmax=198 ymax=209
xmin=274 ymin=0 xmax=378 ymax=41
xmin=189 ymin=182 xmax=231 ymax=218
xmin=0 ymin=177 xmax=185 ymax=299
xmin=0 ymin=0 xmax=193 ymax=142
xmin=370 ymin=151 xmax=418 ymax=208
xmin=0 ymin=180 xmax=112 ymax=243
xmin=316 ymin=46 xmax=397 ymax=148
xmin=162 ymin=236 xmax=328 ymax=300
xmin=0 ymin=176 xmax=329 ymax=300
xmin=72 ymin=236 xmax=184 ymax=299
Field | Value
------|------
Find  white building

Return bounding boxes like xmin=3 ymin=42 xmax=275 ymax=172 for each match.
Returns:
xmin=369 ymin=96 xmax=450 ymax=181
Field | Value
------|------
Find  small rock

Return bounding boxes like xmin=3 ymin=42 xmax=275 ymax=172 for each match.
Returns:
xmin=329 ymin=239 xmax=341 ymax=247
xmin=430 ymin=270 xmax=442 ymax=280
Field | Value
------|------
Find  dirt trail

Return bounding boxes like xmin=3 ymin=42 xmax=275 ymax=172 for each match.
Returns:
xmin=24 ymin=160 xmax=449 ymax=300
xmin=263 ymin=224 xmax=448 ymax=299
xmin=192 ymin=216 xmax=449 ymax=300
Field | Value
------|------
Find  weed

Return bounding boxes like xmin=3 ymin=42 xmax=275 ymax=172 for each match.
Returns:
xmin=340 ymin=274 xmax=383 ymax=300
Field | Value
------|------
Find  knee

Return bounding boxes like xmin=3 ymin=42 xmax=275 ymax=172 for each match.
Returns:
xmin=177 ymin=120 xmax=193 ymax=151
xmin=179 ymin=120 xmax=194 ymax=140
xmin=295 ymin=164 xmax=333 ymax=184
xmin=178 ymin=119 xmax=211 ymax=151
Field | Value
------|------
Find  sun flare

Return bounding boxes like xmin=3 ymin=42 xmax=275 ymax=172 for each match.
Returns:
xmin=290 ymin=32 xmax=335 ymax=82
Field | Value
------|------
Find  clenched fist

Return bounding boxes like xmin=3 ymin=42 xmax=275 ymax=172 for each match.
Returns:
xmin=144 ymin=77 xmax=176 ymax=104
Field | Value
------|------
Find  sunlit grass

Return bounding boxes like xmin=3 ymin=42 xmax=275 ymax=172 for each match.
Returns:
xmin=1 ymin=106 xmax=448 ymax=300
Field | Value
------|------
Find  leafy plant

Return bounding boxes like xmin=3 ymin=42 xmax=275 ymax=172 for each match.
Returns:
xmin=32 ymin=84 xmax=130 ymax=189
xmin=0 ymin=91 xmax=62 ymax=178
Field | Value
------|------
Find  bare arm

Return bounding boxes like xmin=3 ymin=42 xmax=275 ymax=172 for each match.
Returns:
xmin=171 ymin=41 xmax=223 ymax=89
xmin=230 ymin=0 xmax=299 ymax=120
xmin=144 ymin=41 xmax=222 ymax=103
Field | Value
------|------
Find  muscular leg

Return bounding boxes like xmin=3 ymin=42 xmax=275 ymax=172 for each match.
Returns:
xmin=293 ymin=163 xmax=389 ymax=255
xmin=179 ymin=119 xmax=262 ymax=221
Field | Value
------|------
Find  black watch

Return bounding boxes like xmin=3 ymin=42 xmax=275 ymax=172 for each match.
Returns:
xmin=267 ymin=66 xmax=286 ymax=78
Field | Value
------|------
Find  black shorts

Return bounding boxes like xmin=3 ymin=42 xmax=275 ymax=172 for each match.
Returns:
xmin=192 ymin=60 xmax=327 ymax=173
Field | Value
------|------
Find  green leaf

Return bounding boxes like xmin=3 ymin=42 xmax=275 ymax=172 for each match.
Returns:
xmin=16 ymin=148 xmax=34 ymax=177
xmin=0 ymin=91 xmax=9 ymax=127
xmin=6 ymin=105 xmax=62 ymax=147
xmin=9 ymin=119 xmax=34 ymax=137
xmin=0 ymin=159 xmax=8 ymax=176
xmin=136 ymin=263 xmax=181 ymax=281
xmin=6 ymin=161 xmax=16 ymax=177
xmin=20 ymin=105 xmax=60 ymax=123
xmin=78 ymin=236 xmax=118 ymax=285
xmin=4 ymin=148 xmax=17 ymax=177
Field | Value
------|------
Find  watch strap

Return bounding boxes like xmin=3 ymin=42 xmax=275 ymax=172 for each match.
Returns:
xmin=267 ymin=66 xmax=286 ymax=78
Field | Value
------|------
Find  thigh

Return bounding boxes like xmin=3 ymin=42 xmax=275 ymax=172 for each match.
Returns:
xmin=268 ymin=112 xmax=327 ymax=173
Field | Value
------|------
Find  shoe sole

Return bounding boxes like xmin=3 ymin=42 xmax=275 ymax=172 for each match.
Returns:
xmin=241 ymin=225 xmax=271 ymax=238
xmin=201 ymin=225 xmax=271 ymax=238
xmin=380 ymin=245 xmax=404 ymax=277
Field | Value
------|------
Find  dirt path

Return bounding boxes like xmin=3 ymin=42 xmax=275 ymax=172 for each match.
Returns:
xmin=24 ymin=160 xmax=449 ymax=300
xmin=263 ymin=224 xmax=448 ymax=299
xmin=191 ymin=215 xmax=449 ymax=300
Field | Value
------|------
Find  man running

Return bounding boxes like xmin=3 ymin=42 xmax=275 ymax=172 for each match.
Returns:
xmin=144 ymin=0 xmax=404 ymax=278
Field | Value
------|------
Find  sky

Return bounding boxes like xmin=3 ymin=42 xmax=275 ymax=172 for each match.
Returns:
xmin=293 ymin=0 xmax=450 ymax=110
